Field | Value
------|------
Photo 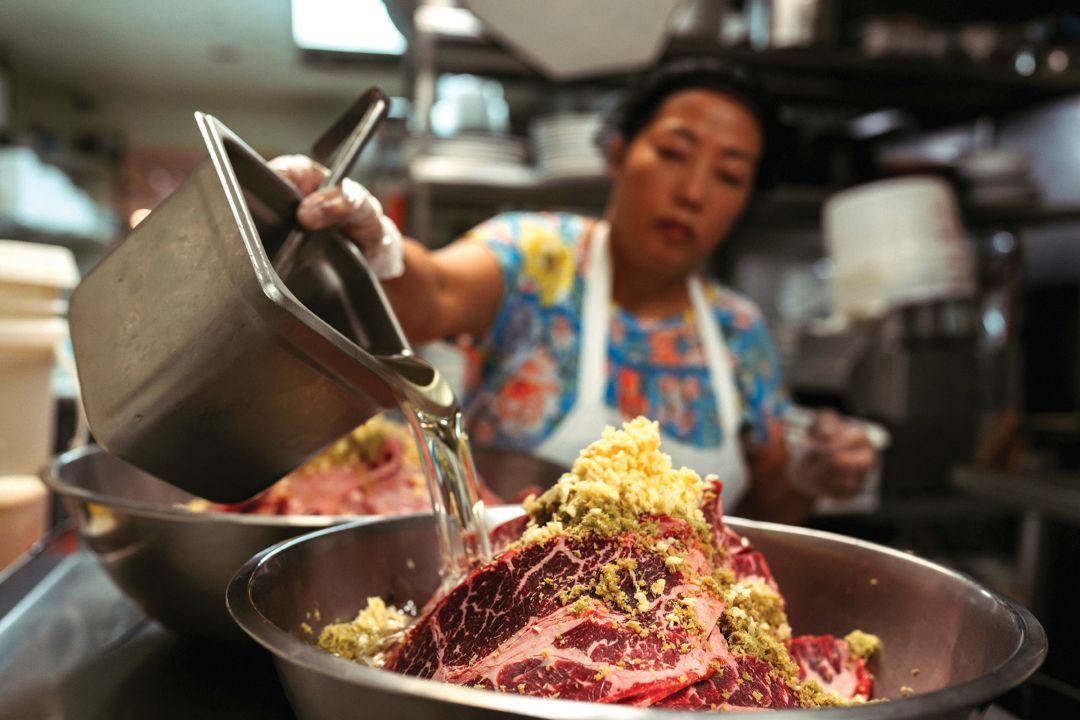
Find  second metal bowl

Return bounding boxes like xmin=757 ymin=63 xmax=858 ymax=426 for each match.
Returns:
xmin=42 ymin=445 xmax=371 ymax=643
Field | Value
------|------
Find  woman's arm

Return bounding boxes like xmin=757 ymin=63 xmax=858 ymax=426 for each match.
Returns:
xmin=381 ymin=239 xmax=504 ymax=344
xmin=733 ymin=420 xmax=815 ymax=524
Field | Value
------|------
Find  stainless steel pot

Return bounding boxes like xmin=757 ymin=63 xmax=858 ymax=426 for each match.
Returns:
xmin=42 ymin=445 xmax=370 ymax=643
xmin=227 ymin=509 xmax=1046 ymax=719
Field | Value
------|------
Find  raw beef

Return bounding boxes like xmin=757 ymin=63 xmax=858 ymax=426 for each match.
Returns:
xmin=385 ymin=479 xmax=874 ymax=708
xmin=655 ymin=654 xmax=801 ymax=710
xmin=209 ymin=427 xmax=430 ymax=516
xmin=203 ymin=416 xmax=501 ymax=516
xmin=370 ymin=419 xmax=879 ymax=710
xmin=790 ymin=635 xmax=873 ymax=701
xmin=386 ymin=515 xmax=730 ymax=703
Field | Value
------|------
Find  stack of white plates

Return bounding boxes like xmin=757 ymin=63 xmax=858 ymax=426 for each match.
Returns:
xmin=428 ymin=133 xmax=528 ymax=165
xmin=411 ymin=133 xmax=536 ymax=187
xmin=530 ymin=113 xmax=607 ymax=181
xmin=410 ymin=155 xmax=537 ymax=187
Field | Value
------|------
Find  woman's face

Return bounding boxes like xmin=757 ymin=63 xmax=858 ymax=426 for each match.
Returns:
xmin=607 ymin=89 xmax=763 ymax=279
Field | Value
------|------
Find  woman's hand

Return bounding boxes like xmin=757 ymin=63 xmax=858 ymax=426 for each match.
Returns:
xmin=794 ymin=410 xmax=877 ymax=500
xmin=268 ymin=154 xmax=404 ymax=279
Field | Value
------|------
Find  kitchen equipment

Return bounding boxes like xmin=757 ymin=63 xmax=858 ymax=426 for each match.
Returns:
xmin=958 ymin=148 xmax=1039 ymax=208
xmin=0 ymin=239 xmax=78 ymax=477
xmin=68 ymin=91 xmax=453 ymax=504
xmin=999 ymin=92 xmax=1080 ymax=208
xmin=462 ymin=0 xmax=679 ymax=81
xmin=430 ymin=74 xmax=510 ymax=138
xmin=530 ymin=112 xmax=606 ymax=181
xmin=788 ymin=301 xmax=981 ymax=497
xmin=228 ymin=507 xmax=1045 ymax=720
xmin=38 ymin=440 xmax=558 ymax=643
xmin=747 ymin=0 xmax=837 ymax=50
xmin=41 ymin=444 xmax=369 ymax=643
xmin=0 ymin=475 xmax=48 ymax=571
xmin=0 ymin=525 xmax=293 ymax=719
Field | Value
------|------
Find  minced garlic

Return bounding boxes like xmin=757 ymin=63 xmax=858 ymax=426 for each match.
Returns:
xmin=520 ymin=418 xmax=708 ymax=545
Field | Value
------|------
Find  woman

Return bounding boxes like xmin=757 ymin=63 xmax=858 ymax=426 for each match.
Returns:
xmin=270 ymin=58 xmax=875 ymax=524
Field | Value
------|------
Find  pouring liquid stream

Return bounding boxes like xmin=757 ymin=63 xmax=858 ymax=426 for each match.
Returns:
xmin=381 ymin=354 xmax=491 ymax=587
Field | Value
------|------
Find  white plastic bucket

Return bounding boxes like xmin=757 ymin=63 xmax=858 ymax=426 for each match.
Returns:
xmin=0 ymin=239 xmax=78 ymax=316
xmin=823 ymin=176 xmax=975 ymax=318
xmin=0 ymin=474 xmax=49 ymax=571
xmin=0 ymin=239 xmax=78 ymax=477
xmin=0 ymin=318 xmax=68 ymax=475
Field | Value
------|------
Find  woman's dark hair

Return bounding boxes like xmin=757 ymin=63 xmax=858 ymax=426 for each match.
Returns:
xmin=598 ymin=57 xmax=780 ymax=189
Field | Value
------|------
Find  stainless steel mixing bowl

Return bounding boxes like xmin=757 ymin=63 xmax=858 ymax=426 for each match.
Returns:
xmin=42 ymin=445 xmax=374 ymax=643
xmin=41 ymin=441 xmax=565 ymax=643
xmin=228 ymin=508 xmax=1046 ymax=719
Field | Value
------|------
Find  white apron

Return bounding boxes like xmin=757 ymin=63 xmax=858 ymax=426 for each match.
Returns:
xmin=534 ymin=222 xmax=750 ymax=509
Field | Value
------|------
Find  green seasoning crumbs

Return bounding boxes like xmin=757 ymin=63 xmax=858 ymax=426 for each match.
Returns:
xmin=316 ymin=597 xmax=412 ymax=667
xmin=845 ymin=629 xmax=883 ymax=659
xmin=594 ymin=559 xmax=641 ymax=614
xmin=796 ymin=679 xmax=848 ymax=708
xmin=720 ymin=578 xmax=795 ymax=673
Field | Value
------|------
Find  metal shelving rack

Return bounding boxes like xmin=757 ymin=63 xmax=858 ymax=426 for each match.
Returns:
xmin=403 ymin=4 xmax=611 ymax=246
xmin=400 ymin=3 xmax=1080 ymax=246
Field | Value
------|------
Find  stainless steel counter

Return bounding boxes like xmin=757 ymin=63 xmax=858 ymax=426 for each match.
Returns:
xmin=0 ymin=526 xmax=294 ymax=720
xmin=952 ymin=465 xmax=1080 ymax=716
xmin=952 ymin=464 xmax=1080 ymax=613
xmin=953 ymin=466 xmax=1080 ymax=522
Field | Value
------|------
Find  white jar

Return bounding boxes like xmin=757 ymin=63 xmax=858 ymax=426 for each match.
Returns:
xmin=0 ymin=239 xmax=78 ymax=476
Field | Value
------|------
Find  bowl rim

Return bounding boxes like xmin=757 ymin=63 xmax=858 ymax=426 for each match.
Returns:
xmin=227 ymin=512 xmax=1048 ymax=719
xmin=42 ymin=444 xmax=375 ymax=529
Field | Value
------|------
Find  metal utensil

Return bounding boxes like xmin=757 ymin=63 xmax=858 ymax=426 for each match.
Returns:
xmin=272 ymin=88 xmax=389 ymax=280
xmin=69 ymin=89 xmax=449 ymax=503
xmin=228 ymin=509 xmax=1046 ymax=720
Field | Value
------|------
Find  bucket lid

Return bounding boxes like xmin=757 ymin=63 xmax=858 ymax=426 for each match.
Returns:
xmin=0 ymin=240 xmax=79 ymax=290
xmin=0 ymin=476 xmax=48 ymax=505
xmin=0 ymin=317 xmax=68 ymax=348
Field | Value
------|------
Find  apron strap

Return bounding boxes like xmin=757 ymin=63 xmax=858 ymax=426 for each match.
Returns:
xmin=688 ymin=275 xmax=740 ymax=439
xmin=578 ymin=221 xmax=610 ymax=405
xmin=578 ymin=224 xmax=739 ymax=442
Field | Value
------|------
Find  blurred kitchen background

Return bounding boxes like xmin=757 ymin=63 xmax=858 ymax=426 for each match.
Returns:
xmin=3 ymin=0 xmax=1080 ymax=715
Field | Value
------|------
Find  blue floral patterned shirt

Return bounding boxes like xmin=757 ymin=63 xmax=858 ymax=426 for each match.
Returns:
xmin=458 ymin=211 xmax=788 ymax=454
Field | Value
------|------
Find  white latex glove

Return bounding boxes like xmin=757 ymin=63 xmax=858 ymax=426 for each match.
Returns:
xmin=268 ymin=154 xmax=404 ymax=279
xmin=786 ymin=408 xmax=881 ymax=500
